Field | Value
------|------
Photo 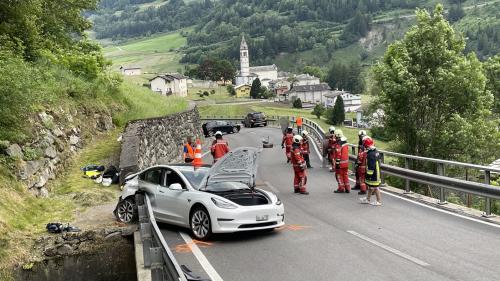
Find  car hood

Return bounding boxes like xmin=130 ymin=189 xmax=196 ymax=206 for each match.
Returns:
xmin=201 ymin=147 xmax=261 ymax=189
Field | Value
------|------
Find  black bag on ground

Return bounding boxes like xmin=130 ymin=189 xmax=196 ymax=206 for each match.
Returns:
xmin=103 ymin=165 xmax=120 ymax=184
xmin=46 ymin=223 xmax=64 ymax=233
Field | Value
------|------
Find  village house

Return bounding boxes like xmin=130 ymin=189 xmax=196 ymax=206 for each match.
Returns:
xmin=120 ymin=66 xmax=142 ymax=76
xmin=294 ymin=74 xmax=320 ymax=86
xmin=324 ymin=90 xmax=362 ymax=112
xmin=268 ymin=78 xmax=292 ymax=96
xmin=149 ymin=73 xmax=188 ymax=97
xmin=286 ymin=83 xmax=333 ymax=104
xmin=234 ymin=84 xmax=251 ymax=98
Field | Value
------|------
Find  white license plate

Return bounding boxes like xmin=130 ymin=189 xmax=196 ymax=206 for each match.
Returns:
xmin=256 ymin=215 xmax=269 ymax=221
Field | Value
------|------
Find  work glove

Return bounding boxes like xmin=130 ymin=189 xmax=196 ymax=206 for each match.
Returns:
xmin=281 ymin=144 xmax=284 ymax=149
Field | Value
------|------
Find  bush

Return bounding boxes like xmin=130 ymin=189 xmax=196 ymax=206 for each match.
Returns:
xmin=312 ymin=104 xmax=325 ymax=119
xmin=203 ymin=91 xmax=210 ymax=96
xmin=227 ymin=85 xmax=236 ymax=96
xmin=293 ymin=98 xmax=303 ymax=108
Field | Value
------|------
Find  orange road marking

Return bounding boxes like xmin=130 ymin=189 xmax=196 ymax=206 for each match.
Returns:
xmin=174 ymin=239 xmax=213 ymax=253
xmin=276 ymin=224 xmax=312 ymax=231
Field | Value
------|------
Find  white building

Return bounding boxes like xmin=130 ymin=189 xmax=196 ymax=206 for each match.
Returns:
xmin=235 ymin=36 xmax=278 ymax=88
xmin=324 ymin=90 xmax=362 ymax=112
xmin=149 ymin=73 xmax=188 ymax=97
xmin=295 ymin=74 xmax=320 ymax=86
xmin=286 ymin=83 xmax=333 ymax=104
xmin=120 ymin=66 xmax=142 ymax=76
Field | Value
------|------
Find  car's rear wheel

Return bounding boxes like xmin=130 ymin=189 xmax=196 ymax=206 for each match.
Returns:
xmin=190 ymin=207 xmax=212 ymax=240
xmin=232 ymin=126 xmax=239 ymax=133
xmin=115 ymin=198 xmax=137 ymax=223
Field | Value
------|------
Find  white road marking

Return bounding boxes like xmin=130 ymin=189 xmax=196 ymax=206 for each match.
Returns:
xmin=347 ymin=230 xmax=430 ymax=267
xmin=202 ymin=151 xmax=210 ymax=157
xmin=264 ymin=181 xmax=280 ymax=194
xmin=179 ymin=232 xmax=224 ymax=281
xmin=347 ymin=178 xmax=500 ymax=229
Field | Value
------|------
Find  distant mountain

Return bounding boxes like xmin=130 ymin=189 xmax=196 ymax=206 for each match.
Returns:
xmin=93 ymin=0 xmax=499 ymax=71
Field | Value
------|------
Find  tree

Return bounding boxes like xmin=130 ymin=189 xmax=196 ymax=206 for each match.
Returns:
xmin=293 ymin=98 xmax=303 ymax=109
xmin=227 ymin=85 xmax=236 ymax=96
xmin=447 ymin=4 xmax=464 ymax=23
xmin=483 ymin=55 xmax=500 ymax=115
xmin=373 ymin=5 xmax=499 ymax=163
xmin=331 ymin=96 xmax=345 ymax=125
xmin=312 ymin=104 xmax=325 ymax=119
xmin=250 ymin=78 xmax=261 ymax=99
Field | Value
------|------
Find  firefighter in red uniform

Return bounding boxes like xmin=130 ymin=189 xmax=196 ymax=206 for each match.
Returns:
xmin=327 ymin=126 xmax=337 ymax=173
xmin=301 ymin=131 xmax=312 ymax=168
xmin=281 ymin=127 xmax=294 ymax=163
xmin=291 ymin=135 xmax=309 ymax=195
xmin=334 ymin=129 xmax=351 ymax=193
xmin=211 ymin=131 xmax=229 ymax=163
xmin=354 ymin=130 xmax=368 ymax=194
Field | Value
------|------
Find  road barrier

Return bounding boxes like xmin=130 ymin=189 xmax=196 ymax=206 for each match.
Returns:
xmin=137 ymin=194 xmax=207 ymax=281
xmin=202 ymin=114 xmax=500 ymax=217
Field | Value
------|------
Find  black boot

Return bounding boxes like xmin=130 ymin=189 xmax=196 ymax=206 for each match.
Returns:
xmin=358 ymin=191 xmax=367 ymax=195
xmin=334 ymin=190 xmax=344 ymax=193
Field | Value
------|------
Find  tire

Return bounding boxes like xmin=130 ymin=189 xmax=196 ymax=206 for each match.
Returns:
xmin=263 ymin=122 xmax=268 ymax=127
xmin=208 ymin=130 xmax=215 ymax=137
xmin=190 ymin=206 xmax=212 ymax=241
xmin=115 ymin=197 xmax=138 ymax=223
xmin=232 ymin=126 xmax=239 ymax=133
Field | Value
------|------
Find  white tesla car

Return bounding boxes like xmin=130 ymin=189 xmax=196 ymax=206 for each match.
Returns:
xmin=114 ymin=147 xmax=285 ymax=240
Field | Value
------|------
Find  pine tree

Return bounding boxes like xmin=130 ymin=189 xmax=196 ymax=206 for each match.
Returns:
xmin=332 ymin=96 xmax=345 ymax=125
xmin=250 ymin=78 xmax=261 ymax=99
xmin=293 ymin=98 xmax=303 ymax=109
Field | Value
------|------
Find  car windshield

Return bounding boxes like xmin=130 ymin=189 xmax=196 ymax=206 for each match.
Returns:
xmin=204 ymin=181 xmax=251 ymax=192
xmin=177 ymin=166 xmax=209 ymax=189
xmin=252 ymin=113 xmax=264 ymax=118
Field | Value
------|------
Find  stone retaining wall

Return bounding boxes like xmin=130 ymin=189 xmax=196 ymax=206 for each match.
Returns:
xmin=119 ymin=106 xmax=202 ymax=180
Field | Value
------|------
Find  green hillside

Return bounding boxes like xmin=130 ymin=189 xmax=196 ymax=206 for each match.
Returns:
xmin=103 ymin=29 xmax=189 ymax=73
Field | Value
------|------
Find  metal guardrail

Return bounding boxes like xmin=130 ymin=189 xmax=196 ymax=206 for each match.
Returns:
xmin=137 ymin=194 xmax=189 ymax=281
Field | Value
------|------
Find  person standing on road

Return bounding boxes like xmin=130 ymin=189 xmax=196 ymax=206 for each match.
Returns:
xmin=296 ymin=116 xmax=303 ymax=134
xmin=334 ymin=129 xmax=350 ymax=193
xmin=360 ymin=136 xmax=382 ymax=206
xmin=281 ymin=127 xmax=294 ymax=163
xmin=301 ymin=131 xmax=312 ymax=168
xmin=327 ymin=126 xmax=337 ymax=172
xmin=291 ymin=135 xmax=309 ymax=195
xmin=211 ymin=131 xmax=230 ymax=163
xmin=354 ymin=130 xmax=368 ymax=195
xmin=183 ymin=136 xmax=195 ymax=163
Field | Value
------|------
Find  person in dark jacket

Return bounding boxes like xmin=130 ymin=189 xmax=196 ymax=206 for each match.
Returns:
xmin=359 ymin=136 xmax=382 ymax=206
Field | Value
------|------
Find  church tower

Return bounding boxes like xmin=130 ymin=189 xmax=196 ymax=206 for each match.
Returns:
xmin=240 ymin=36 xmax=250 ymax=77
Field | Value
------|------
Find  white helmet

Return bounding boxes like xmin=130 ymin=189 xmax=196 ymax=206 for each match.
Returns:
xmin=302 ymin=130 xmax=309 ymax=137
xmin=329 ymin=126 xmax=336 ymax=133
xmin=358 ymin=130 xmax=367 ymax=136
xmin=293 ymin=135 xmax=303 ymax=144
xmin=335 ymin=129 xmax=344 ymax=138
xmin=215 ymin=131 xmax=223 ymax=136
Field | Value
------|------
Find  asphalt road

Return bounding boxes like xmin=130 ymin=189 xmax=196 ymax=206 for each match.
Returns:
xmin=161 ymin=127 xmax=500 ymax=281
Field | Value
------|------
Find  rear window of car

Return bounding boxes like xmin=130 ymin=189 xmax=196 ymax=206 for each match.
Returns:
xmin=251 ymin=113 xmax=264 ymax=118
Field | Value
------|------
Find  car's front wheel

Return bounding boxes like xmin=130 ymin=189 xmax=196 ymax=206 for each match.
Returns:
xmin=208 ymin=130 xmax=215 ymax=137
xmin=190 ymin=206 xmax=212 ymax=240
xmin=232 ymin=126 xmax=239 ymax=133
xmin=115 ymin=197 xmax=138 ymax=223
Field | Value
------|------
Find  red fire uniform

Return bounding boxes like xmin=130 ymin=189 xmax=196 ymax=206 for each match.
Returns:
xmin=291 ymin=143 xmax=308 ymax=193
xmin=301 ymin=138 xmax=311 ymax=168
xmin=356 ymin=145 xmax=367 ymax=192
xmin=335 ymin=139 xmax=350 ymax=192
xmin=328 ymin=136 xmax=337 ymax=172
xmin=281 ymin=133 xmax=294 ymax=162
xmin=211 ymin=139 xmax=229 ymax=163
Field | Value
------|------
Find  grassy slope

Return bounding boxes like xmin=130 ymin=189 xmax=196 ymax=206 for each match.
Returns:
xmin=103 ymin=30 xmax=189 ymax=73
xmin=0 ymin=80 xmax=187 ymax=275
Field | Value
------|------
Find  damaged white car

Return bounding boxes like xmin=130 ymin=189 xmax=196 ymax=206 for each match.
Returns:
xmin=114 ymin=147 xmax=285 ymax=240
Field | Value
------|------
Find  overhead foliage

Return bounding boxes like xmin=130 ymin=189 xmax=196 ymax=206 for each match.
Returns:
xmin=373 ymin=5 xmax=499 ymax=164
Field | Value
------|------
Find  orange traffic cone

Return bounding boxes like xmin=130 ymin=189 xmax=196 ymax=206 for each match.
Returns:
xmin=192 ymin=139 xmax=203 ymax=168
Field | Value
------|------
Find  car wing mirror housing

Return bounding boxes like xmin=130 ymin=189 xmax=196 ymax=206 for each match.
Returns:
xmin=169 ymin=183 xmax=183 ymax=191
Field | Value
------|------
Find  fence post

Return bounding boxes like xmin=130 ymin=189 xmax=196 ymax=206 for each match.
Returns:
xmin=483 ymin=171 xmax=493 ymax=217
xmin=140 ymin=222 xmax=153 ymax=268
xmin=379 ymin=152 xmax=386 ymax=186
xmin=437 ymin=163 xmax=447 ymax=205
xmin=404 ymin=157 xmax=412 ymax=194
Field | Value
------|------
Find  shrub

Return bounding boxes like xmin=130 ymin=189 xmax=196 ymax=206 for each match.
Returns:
xmin=293 ymin=98 xmax=303 ymax=108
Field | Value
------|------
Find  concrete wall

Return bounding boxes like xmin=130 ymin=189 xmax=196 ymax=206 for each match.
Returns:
xmin=119 ymin=106 xmax=202 ymax=180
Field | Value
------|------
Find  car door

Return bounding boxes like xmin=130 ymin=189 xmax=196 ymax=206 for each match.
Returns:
xmin=155 ymin=168 xmax=192 ymax=226
xmin=138 ymin=168 xmax=163 ymax=213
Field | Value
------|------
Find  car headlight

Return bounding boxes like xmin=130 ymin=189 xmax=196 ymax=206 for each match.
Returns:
xmin=211 ymin=197 xmax=238 ymax=209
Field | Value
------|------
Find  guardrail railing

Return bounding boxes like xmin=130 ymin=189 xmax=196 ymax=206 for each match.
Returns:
xmin=137 ymin=194 xmax=206 ymax=281
xmin=203 ymin=114 xmax=499 ymax=217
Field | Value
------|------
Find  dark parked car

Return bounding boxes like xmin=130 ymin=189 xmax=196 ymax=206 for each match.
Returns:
xmin=243 ymin=112 xmax=267 ymax=128
xmin=202 ymin=121 xmax=241 ymax=137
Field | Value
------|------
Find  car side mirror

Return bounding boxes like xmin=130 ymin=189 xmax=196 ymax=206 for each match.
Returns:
xmin=169 ymin=183 xmax=183 ymax=191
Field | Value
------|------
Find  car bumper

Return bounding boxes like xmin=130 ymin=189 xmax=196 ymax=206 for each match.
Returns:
xmin=210 ymin=204 xmax=285 ymax=233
